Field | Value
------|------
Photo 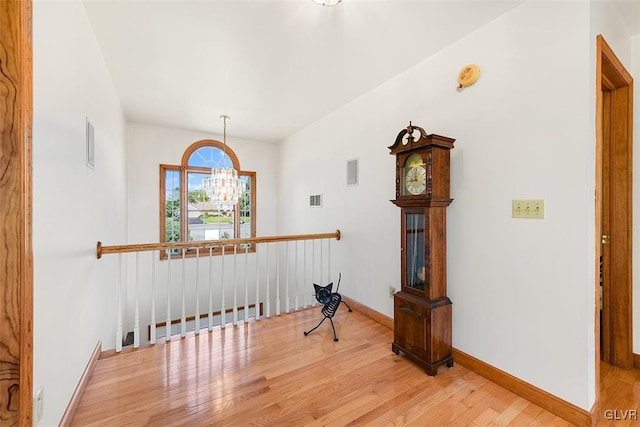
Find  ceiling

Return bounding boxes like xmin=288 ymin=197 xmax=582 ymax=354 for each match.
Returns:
xmin=82 ymin=0 xmax=529 ymax=142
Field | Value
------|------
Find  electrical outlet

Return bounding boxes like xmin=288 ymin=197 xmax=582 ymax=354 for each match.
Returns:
xmin=512 ymin=199 xmax=544 ymax=219
xmin=34 ymin=387 xmax=43 ymax=425
xmin=389 ymin=286 xmax=397 ymax=298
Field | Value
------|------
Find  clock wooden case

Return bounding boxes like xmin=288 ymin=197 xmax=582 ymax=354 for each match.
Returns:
xmin=389 ymin=122 xmax=454 ymax=376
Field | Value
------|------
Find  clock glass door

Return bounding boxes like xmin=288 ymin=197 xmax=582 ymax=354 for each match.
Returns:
xmin=405 ymin=212 xmax=425 ymax=291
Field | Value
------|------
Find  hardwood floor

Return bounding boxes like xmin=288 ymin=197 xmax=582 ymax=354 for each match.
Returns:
xmin=72 ymin=308 xmax=637 ymax=426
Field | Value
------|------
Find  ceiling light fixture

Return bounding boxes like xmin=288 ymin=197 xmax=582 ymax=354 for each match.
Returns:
xmin=202 ymin=115 xmax=246 ymax=213
xmin=312 ymin=0 xmax=342 ymax=6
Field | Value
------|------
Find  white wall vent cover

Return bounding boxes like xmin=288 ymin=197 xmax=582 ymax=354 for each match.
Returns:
xmin=347 ymin=158 xmax=358 ymax=186
xmin=86 ymin=118 xmax=95 ymax=169
xmin=310 ymin=194 xmax=322 ymax=207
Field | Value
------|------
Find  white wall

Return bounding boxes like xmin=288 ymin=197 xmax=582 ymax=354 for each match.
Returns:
xmin=33 ymin=1 xmax=127 ymax=425
xmin=278 ymin=1 xmax=595 ymax=410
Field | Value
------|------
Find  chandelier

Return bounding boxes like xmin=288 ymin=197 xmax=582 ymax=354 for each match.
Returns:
xmin=202 ymin=115 xmax=246 ymax=213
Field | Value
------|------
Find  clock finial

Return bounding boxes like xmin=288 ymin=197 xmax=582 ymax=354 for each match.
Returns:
xmin=406 ymin=121 xmax=414 ymax=143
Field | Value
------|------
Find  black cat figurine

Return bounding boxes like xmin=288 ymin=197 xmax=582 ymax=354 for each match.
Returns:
xmin=304 ymin=274 xmax=352 ymax=341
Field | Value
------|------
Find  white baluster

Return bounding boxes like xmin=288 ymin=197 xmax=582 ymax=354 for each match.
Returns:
xmin=233 ymin=244 xmax=238 ymax=326
xmin=195 ymin=247 xmax=200 ymax=335
xmin=285 ymin=241 xmax=290 ymax=313
xmin=320 ymin=238 xmax=323 ymax=285
xmin=166 ymin=251 xmax=172 ymax=341
xmin=134 ymin=252 xmax=140 ymax=348
xmin=244 ymin=245 xmax=249 ymax=322
xmin=266 ymin=242 xmax=271 ymax=318
xmin=311 ymin=240 xmax=316 ymax=306
xmin=150 ymin=251 xmax=157 ymax=343
xmin=294 ymin=240 xmax=299 ymax=310
xmin=327 ymin=238 xmax=331 ymax=284
xmin=180 ymin=248 xmax=186 ymax=338
xmin=208 ymin=246 xmax=214 ymax=331
xmin=255 ymin=243 xmax=260 ymax=320
xmin=116 ymin=253 xmax=123 ymax=352
xmin=276 ymin=242 xmax=281 ymax=315
xmin=221 ymin=246 xmax=226 ymax=329
xmin=303 ymin=240 xmax=307 ymax=308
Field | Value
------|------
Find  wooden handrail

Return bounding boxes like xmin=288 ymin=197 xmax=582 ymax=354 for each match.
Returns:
xmin=97 ymin=230 xmax=341 ymax=259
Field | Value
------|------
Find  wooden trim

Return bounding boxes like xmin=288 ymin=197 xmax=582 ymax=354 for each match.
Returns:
xmin=590 ymin=400 xmax=601 ymax=426
xmin=241 ymin=170 xmax=257 ymax=242
xmin=97 ymin=230 xmax=341 ymax=258
xmin=596 ymin=34 xmax=634 ymax=370
xmin=597 ymin=36 xmax=633 ymax=90
xmin=159 ymin=164 xmax=181 ymax=247
xmin=59 ymin=341 xmax=102 ymax=427
xmin=342 ymin=296 xmax=393 ymax=330
xmin=181 ymin=139 xmax=241 ymax=170
xmin=0 ymin=1 xmax=33 ymax=425
xmin=633 ymin=353 xmax=640 ymax=370
xmin=452 ymin=348 xmax=593 ymax=426
xmin=595 ymin=34 xmax=604 ymax=405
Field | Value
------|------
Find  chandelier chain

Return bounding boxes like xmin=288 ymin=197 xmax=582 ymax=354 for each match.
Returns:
xmin=220 ymin=114 xmax=229 ymax=155
xmin=202 ymin=114 xmax=245 ymax=214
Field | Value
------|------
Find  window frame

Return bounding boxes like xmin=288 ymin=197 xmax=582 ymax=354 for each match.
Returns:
xmin=159 ymin=139 xmax=256 ymax=259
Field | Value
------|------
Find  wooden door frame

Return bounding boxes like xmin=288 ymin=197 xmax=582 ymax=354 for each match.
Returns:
xmin=595 ymin=33 xmax=633 ymax=406
xmin=0 ymin=1 xmax=33 ymax=425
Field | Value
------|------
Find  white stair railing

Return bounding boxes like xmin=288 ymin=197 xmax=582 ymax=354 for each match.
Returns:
xmin=97 ymin=230 xmax=341 ymax=352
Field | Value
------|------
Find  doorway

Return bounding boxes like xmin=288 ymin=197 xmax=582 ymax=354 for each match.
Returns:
xmin=595 ymin=35 xmax=633 ymax=374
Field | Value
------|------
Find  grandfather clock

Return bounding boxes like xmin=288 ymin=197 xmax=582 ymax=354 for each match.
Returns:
xmin=389 ymin=122 xmax=454 ymax=376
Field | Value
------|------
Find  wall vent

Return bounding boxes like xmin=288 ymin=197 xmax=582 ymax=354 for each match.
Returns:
xmin=86 ymin=118 xmax=95 ymax=169
xmin=310 ymin=194 xmax=322 ymax=208
xmin=346 ymin=158 xmax=358 ymax=186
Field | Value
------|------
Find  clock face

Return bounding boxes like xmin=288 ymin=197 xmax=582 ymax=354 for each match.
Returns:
xmin=404 ymin=166 xmax=427 ymax=195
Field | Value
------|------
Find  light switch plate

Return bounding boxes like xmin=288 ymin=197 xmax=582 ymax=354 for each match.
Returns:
xmin=512 ymin=199 xmax=544 ymax=219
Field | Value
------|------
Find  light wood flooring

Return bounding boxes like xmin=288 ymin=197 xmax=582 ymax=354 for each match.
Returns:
xmin=72 ymin=308 xmax=639 ymax=426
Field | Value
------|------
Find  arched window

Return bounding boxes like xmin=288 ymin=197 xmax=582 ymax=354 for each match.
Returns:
xmin=160 ymin=140 xmax=256 ymax=257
